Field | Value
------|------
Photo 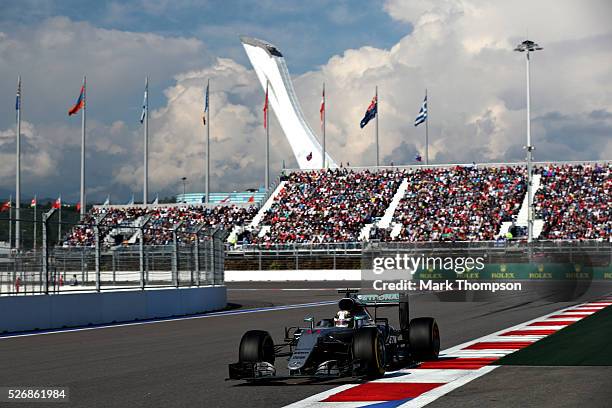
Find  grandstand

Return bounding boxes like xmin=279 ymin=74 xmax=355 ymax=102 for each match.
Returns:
xmin=62 ymin=161 xmax=610 ymax=248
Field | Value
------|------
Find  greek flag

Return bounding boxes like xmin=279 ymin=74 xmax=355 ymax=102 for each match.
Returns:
xmin=414 ymin=94 xmax=427 ymax=127
xmin=16 ymin=77 xmax=21 ymax=111
xmin=140 ymin=79 xmax=148 ymax=124
xmin=203 ymin=81 xmax=209 ymax=125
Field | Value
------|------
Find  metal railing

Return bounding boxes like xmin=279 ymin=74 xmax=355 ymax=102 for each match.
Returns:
xmin=0 ymin=212 xmax=227 ymax=296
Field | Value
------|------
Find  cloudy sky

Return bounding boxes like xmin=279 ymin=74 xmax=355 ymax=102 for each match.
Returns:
xmin=0 ymin=0 xmax=611 ymax=203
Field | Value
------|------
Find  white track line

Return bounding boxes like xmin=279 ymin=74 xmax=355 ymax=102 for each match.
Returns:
xmin=285 ymin=298 xmax=610 ymax=408
xmin=0 ymin=300 xmax=337 ymax=340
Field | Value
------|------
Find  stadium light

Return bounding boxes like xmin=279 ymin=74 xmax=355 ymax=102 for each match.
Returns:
xmin=514 ymin=39 xmax=542 ymax=243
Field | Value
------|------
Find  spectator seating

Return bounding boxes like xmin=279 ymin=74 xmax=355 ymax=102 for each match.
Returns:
xmin=536 ymin=163 xmax=611 ymax=240
xmin=63 ymin=205 xmax=257 ymax=247
xmin=62 ymin=163 xmax=610 ymax=246
xmin=252 ymin=168 xmax=402 ymax=244
xmin=390 ymin=166 xmax=526 ymax=242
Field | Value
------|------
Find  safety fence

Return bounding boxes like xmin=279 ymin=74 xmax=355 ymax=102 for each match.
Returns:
xmin=225 ymin=240 xmax=612 ymax=272
xmin=0 ymin=213 xmax=226 ymax=296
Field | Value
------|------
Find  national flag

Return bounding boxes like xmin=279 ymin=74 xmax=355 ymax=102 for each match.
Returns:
xmin=16 ymin=77 xmax=21 ymax=112
xmin=76 ymin=202 xmax=81 ymax=211
xmin=68 ymin=85 xmax=85 ymax=116
xmin=414 ymin=94 xmax=428 ymax=127
xmin=153 ymin=194 xmax=159 ymax=205
xmin=306 ymin=152 xmax=313 ymax=161
xmin=52 ymin=197 xmax=61 ymax=209
xmin=263 ymin=82 xmax=269 ymax=129
xmin=140 ymin=79 xmax=148 ymax=124
xmin=415 ymin=154 xmax=422 ymax=162
xmin=203 ymin=81 xmax=209 ymax=125
xmin=220 ymin=195 xmax=230 ymax=203
xmin=320 ymin=85 xmax=325 ymax=123
xmin=247 ymin=195 xmax=255 ymax=203
xmin=103 ymin=195 xmax=110 ymax=206
xmin=360 ymin=96 xmax=377 ymax=128
xmin=0 ymin=200 xmax=10 ymax=212
xmin=127 ymin=194 xmax=134 ymax=206
xmin=30 ymin=197 xmax=37 ymax=208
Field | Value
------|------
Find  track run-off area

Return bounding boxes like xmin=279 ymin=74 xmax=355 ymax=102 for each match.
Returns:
xmin=0 ymin=281 xmax=611 ymax=407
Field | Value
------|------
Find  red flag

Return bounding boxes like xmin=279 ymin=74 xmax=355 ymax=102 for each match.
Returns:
xmin=220 ymin=196 xmax=230 ymax=203
xmin=306 ymin=152 xmax=313 ymax=161
xmin=248 ymin=195 xmax=255 ymax=203
xmin=52 ymin=197 xmax=61 ymax=209
xmin=0 ymin=201 xmax=10 ymax=212
xmin=263 ymin=82 xmax=269 ymax=129
xmin=30 ymin=197 xmax=37 ymax=208
xmin=68 ymin=85 xmax=85 ymax=116
xmin=76 ymin=202 xmax=81 ymax=211
xmin=320 ymin=86 xmax=325 ymax=122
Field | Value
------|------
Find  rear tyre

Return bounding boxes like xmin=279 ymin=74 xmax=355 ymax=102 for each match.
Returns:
xmin=353 ymin=327 xmax=386 ymax=378
xmin=409 ymin=318 xmax=440 ymax=361
xmin=238 ymin=330 xmax=275 ymax=364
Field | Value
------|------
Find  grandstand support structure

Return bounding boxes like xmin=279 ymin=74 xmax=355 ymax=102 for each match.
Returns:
xmin=240 ymin=36 xmax=337 ymax=169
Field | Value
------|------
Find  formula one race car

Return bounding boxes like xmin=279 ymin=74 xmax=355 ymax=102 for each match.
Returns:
xmin=228 ymin=290 xmax=440 ymax=381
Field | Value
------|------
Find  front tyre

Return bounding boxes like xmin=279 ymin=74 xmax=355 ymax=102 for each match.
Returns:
xmin=353 ymin=327 xmax=386 ymax=378
xmin=238 ymin=330 xmax=275 ymax=364
xmin=409 ymin=317 xmax=440 ymax=361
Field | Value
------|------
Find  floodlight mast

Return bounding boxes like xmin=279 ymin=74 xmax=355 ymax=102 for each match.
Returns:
xmin=514 ymin=40 xmax=542 ymax=244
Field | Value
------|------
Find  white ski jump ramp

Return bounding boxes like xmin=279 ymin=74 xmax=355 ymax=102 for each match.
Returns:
xmin=241 ymin=36 xmax=337 ymax=169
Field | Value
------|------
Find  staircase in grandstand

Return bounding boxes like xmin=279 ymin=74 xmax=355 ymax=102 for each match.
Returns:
xmin=359 ymin=178 xmax=409 ymax=241
xmin=228 ymin=181 xmax=288 ymax=243
xmin=497 ymin=174 xmax=544 ymax=239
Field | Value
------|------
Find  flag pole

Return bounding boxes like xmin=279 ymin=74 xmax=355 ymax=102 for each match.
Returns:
xmin=15 ymin=76 xmax=21 ymax=251
xmin=265 ymin=80 xmax=270 ymax=190
xmin=205 ymin=79 xmax=210 ymax=204
xmin=8 ymin=194 xmax=12 ymax=249
xmin=80 ymin=76 xmax=86 ymax=219
xmin=375 ymin=86 xmax=379 ymax=167
xmin=322 ymin=82 xmax=326 ymax=169
xmin=143 ymin=76 xmax=149 ymax=206
xmin=425 ymin=88 xmax=429 ymax=165
xmin=33 ymin=195 xmax=37 ymax=250
xmin=58 ymin=195 xmax=62 ymax=244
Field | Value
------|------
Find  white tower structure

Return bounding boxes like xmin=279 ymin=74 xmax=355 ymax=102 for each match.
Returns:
xmin=241 ymin=36 xmax=337 ymax=169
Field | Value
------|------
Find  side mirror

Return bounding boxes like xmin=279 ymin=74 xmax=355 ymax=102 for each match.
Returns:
xmin=304 ymin=317 xmax=314 ymax=329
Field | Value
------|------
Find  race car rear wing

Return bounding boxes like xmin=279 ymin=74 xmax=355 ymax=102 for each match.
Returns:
xmin=338 ymin=290 xmax=410 ymax=333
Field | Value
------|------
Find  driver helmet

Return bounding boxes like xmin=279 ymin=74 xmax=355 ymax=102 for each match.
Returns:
xmin=334 ymin=310 xmax=353 ymax=328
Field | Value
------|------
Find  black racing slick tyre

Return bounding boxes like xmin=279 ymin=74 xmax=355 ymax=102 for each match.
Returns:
xmin=409 ymin=317 xmax=440 ymax=361
xmin=238 ymin=330 xmax=275 ymax=364
xmin=353 ymin=327 xmax=386 ymax=378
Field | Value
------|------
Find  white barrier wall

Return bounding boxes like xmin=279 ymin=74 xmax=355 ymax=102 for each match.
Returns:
xmin=225 ymin=269 xmax=360 ymax=281
xmin=0 ymin=286 xmax=226 ymax=334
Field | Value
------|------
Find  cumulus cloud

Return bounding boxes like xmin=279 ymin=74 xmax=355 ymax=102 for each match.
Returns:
xmin=290 ymin=0 xmax=612 ymax=166
xmin=0 ymin=121 xmax=55 ymax=180
xmin=114 ymin=58 xmax=292 ymax=195
xmin=0 ymin=16 xmax=212 ymax=201
xmin=1 ymin=2 xmax=611 ymax=202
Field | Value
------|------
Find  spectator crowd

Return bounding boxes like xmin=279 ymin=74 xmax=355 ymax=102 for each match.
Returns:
xmin=63 ymin=205 xmax=257 ymax=247
xmin=391 ymin=166 xmax=526 ymax=242
xmin=252 ymin=168 xmax=402 ymax=244
xmin=536 ymin=163 xmax=611 ymax=240
xmin=61 ymin=163 xmax=610 ymax=247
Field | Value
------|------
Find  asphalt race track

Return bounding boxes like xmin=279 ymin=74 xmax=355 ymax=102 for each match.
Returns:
xmin=1 ymin=281 xmax=611 ymax=407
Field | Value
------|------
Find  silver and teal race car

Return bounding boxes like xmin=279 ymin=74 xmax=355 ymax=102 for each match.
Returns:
xmin=228 ymin=290 xmax=440 ymax=381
